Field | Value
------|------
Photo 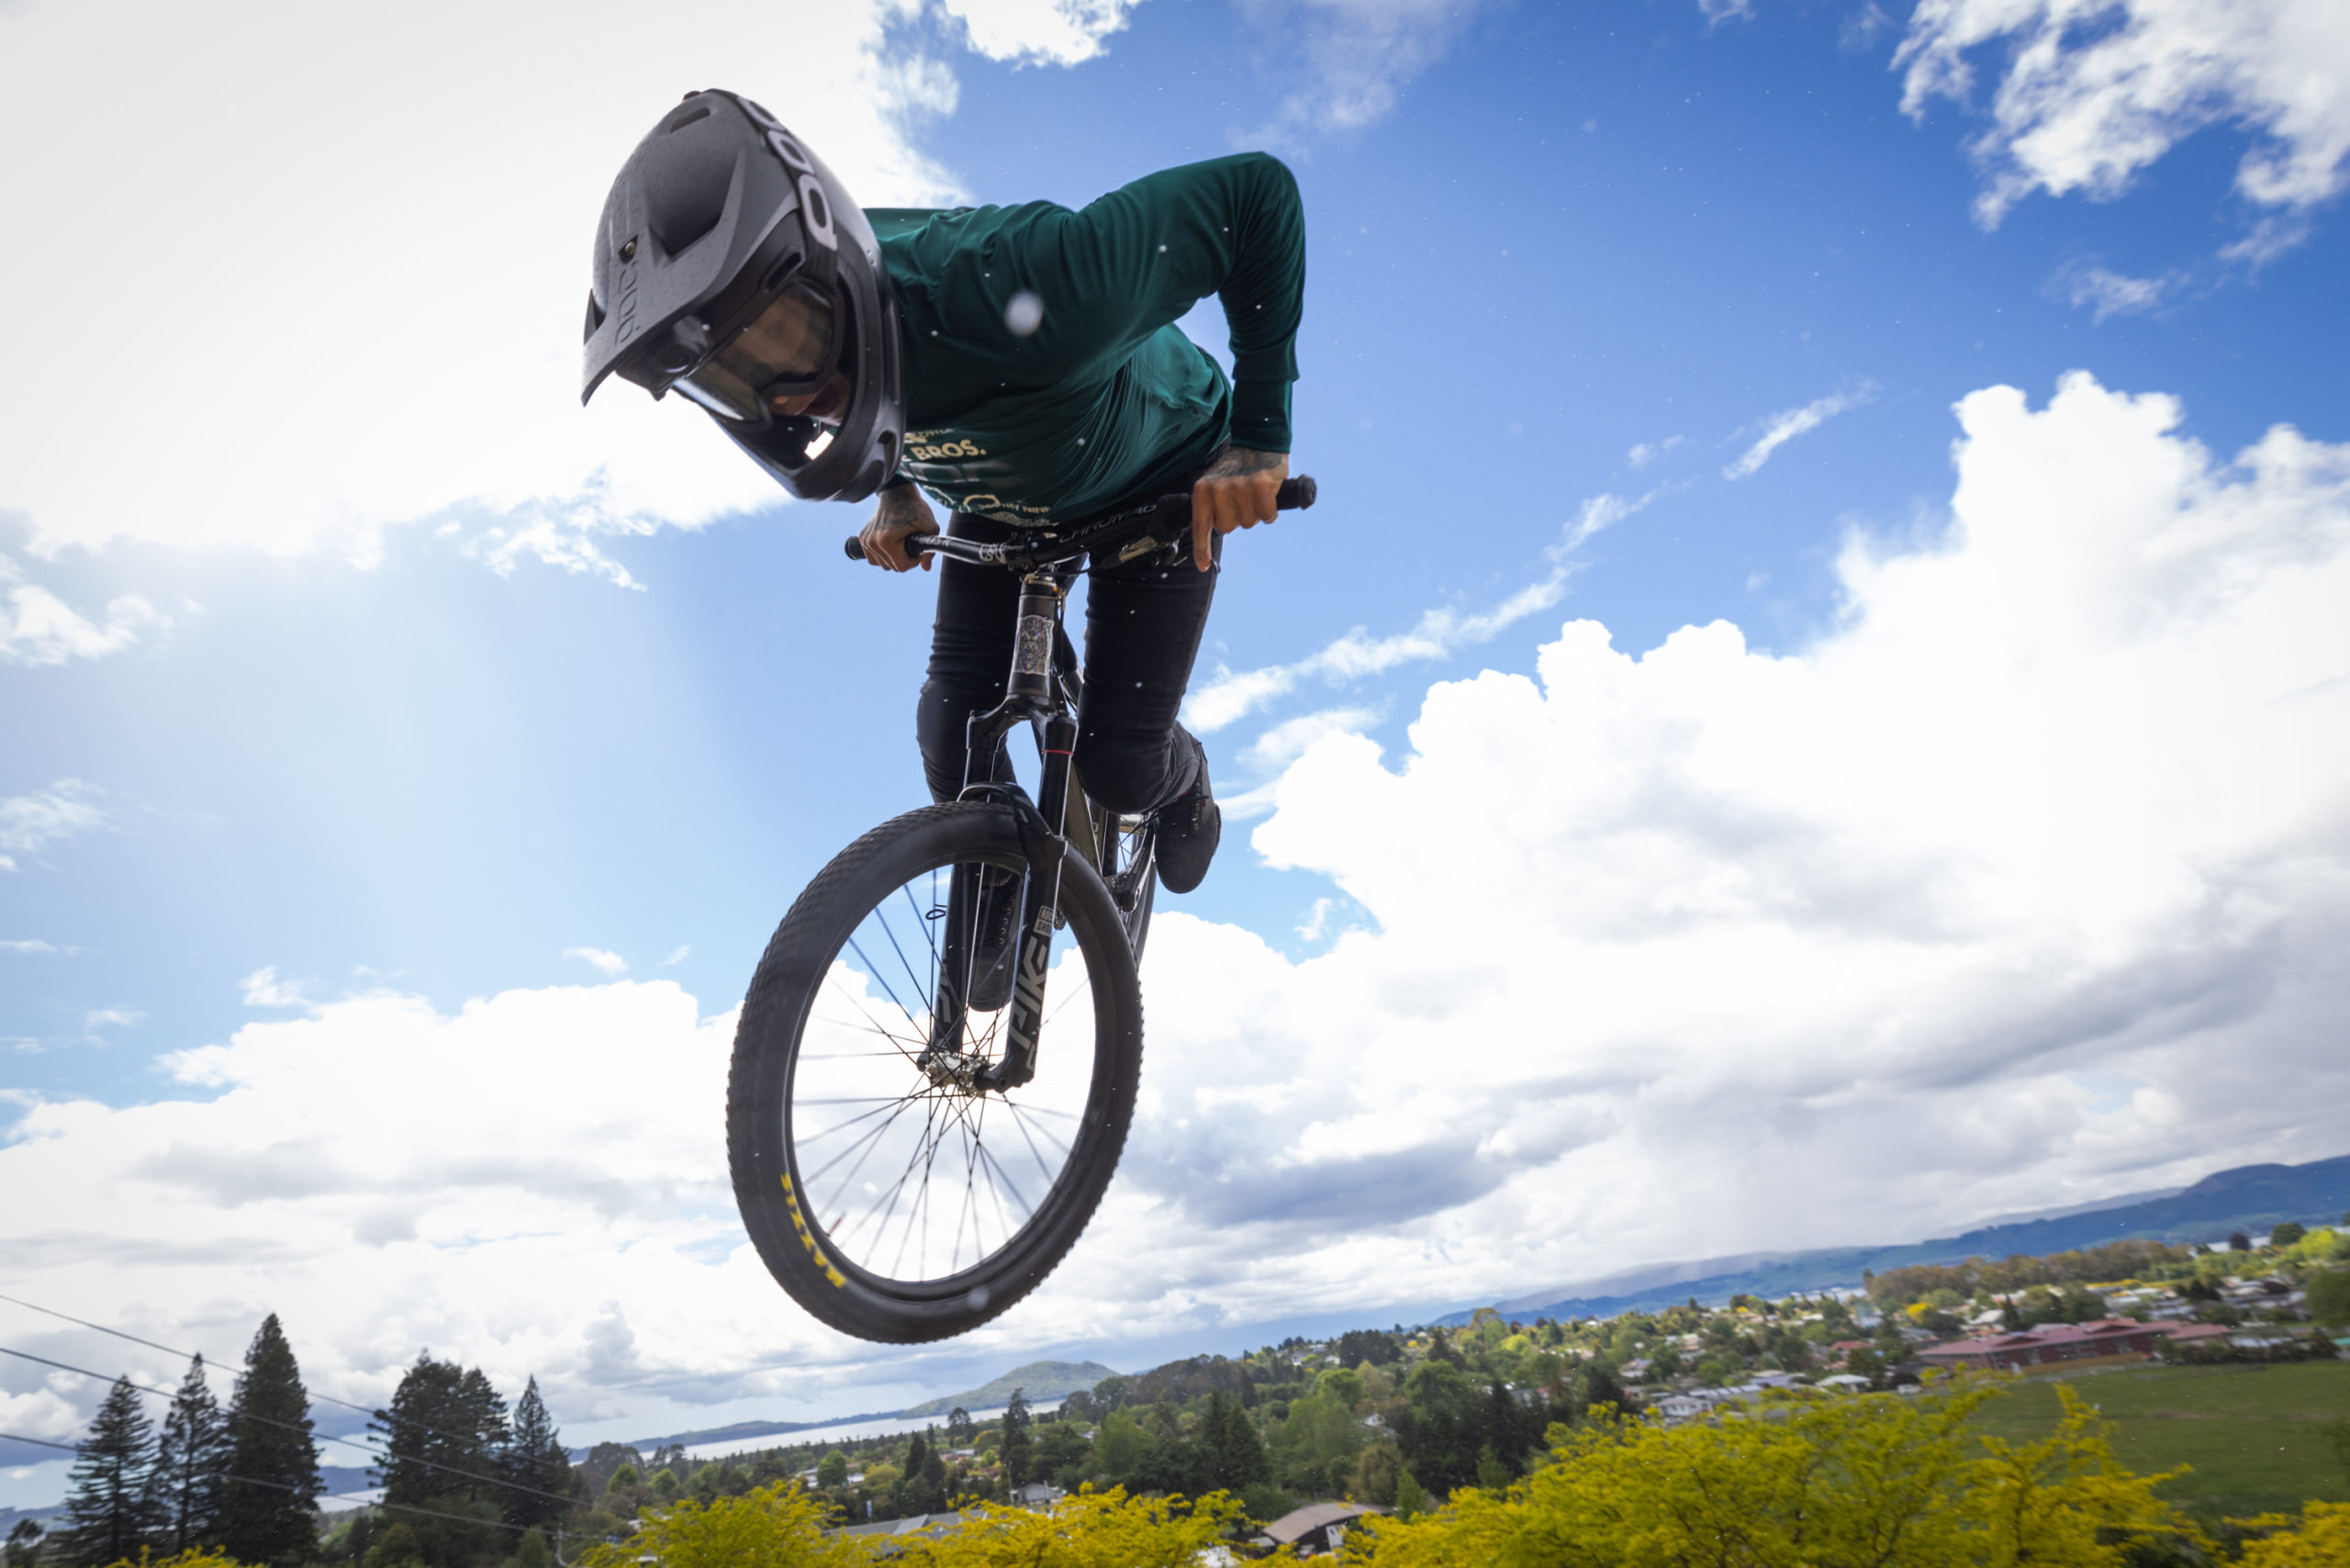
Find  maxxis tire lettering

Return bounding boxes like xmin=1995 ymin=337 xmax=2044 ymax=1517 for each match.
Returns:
xmin=725 ymin=801 xmax=1142 ymax=1344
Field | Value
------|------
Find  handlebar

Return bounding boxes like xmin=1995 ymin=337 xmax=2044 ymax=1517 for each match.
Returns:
xmin=845 ymin=475 xmax=1318 ymax=569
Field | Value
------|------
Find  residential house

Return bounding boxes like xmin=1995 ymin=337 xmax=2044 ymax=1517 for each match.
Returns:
xmin=1918 ymin=1319 xmax=2165 ymax=1371
xmin=1255 ymin=1503 xmax=1393 ymax=1556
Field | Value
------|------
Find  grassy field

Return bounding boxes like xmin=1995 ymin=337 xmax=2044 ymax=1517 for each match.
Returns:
xmin=1964 ymin=1360 xmax=2350 ymax=1518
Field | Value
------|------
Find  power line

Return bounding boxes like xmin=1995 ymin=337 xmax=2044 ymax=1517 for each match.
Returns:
xmin=0 ymin=1428 xmax=563 ymax=1542
xmin=0 ymin=1292 xmax=565 ymax=1479
xmin=0 ymin=1346 xmax=579 ymax=1514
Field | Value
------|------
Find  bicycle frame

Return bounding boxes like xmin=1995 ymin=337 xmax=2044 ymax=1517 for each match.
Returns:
xmin=887 ymin=476 xmax=1317 ymax=1092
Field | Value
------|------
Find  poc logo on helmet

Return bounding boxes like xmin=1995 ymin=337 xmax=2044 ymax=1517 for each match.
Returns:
xmin=766 ymin=129 xmax=836 ymax=251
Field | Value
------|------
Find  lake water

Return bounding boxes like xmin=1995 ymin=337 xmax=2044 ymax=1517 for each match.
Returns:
xmin=680 ymin=1406 xmax=1013 ymax=1462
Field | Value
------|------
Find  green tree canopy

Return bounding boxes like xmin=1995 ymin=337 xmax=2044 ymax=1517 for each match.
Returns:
xmin=372 ymin=1355 xmax=510 ymax=1511
xmin=501 ymin=1376 xmax=572 ymax=1531
xmin=64 ymin=1374 xmax=164 ymax=1567
xmin=2306 ymin=1265 xmax=2350 ymax=1329
xmin=154 ymin=1354 xmax=229 ymax=1555
xmin=998 ymin=1390 xmax=1033 ymax=1489
xmin=1200 ymin=1392 xmax=1270 ymax=1494
xmin=215 ymin=1315 xmax=322 ymax=1568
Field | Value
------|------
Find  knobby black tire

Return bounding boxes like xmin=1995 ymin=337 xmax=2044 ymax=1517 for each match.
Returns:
xmin=728 ymin=801 xmax=1143 ymax=1342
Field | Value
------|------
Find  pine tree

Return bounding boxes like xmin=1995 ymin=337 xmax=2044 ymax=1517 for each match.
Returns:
xmin=451 ymin=1369 xmax=509 ymax=1502
xmin=215 ymin=1315 xmax=321 ymax=1568
xmin=373 ymin=1354 xmax=510 ymax=1507
xmin=998 ymin=1390 xmax=1033 ymax=1490
xmin=154 ymin=1354 xmax=229 ymax=1553
xmin=63 ymin=1375 xmax=164 ymax=1567
xmin=500 ymin=1377 xmax=572 ymax=1532
xmin=1199 ymin=1392 xmax=1269 ymax=1493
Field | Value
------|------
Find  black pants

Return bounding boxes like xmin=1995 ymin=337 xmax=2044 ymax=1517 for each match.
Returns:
xmin=917 ymin=511 xmax=1220 ymax=813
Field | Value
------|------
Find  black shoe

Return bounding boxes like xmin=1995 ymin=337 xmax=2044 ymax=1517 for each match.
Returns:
xmin=961 ymin=868 xmax=1020 ymax=1012
xmin=1155 ymin=738 xmax=1220 ymax=895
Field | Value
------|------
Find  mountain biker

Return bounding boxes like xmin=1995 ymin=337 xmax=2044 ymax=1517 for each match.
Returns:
xmin=581 ymin=90 xmax=1304 ymax=894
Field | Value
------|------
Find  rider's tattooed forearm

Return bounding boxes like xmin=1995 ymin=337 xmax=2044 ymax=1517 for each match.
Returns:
xmin=1209 ymin=447 xmax=1285 ymax=477
xmin=876 ymin=485 xmax=933 ymax=524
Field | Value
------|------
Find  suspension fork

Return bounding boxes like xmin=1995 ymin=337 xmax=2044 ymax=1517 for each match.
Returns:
xmin=934 ymin=569 xmax=1076 ymax=1092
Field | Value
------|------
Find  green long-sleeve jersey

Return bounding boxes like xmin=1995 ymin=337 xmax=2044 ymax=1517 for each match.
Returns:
xmin=867 ymin=151 xmax=1304 ymax=527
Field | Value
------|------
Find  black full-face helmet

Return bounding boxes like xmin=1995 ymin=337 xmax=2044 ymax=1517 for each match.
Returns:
xmin=582 ymin=90 xmax=904 ymax=503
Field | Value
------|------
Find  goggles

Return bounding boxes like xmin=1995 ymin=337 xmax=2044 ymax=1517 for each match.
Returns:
xmin=669 ymin=281 xmax=836 ymax=423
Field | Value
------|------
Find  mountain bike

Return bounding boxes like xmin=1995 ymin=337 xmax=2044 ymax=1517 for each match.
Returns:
xmin=727 ymin=476 xmax=1319 ymax=1343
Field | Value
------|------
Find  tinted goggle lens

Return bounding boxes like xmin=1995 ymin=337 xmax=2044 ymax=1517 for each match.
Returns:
xmin=673 ymin=283 xmax=835 ymax=422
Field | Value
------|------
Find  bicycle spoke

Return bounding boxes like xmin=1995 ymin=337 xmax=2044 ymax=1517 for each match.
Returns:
xmin=795 ymin=1097 xmax=915 ymax=1146
xmin=1002 ymin=1097 xmax=1074 ymax=1182
xmin=873 ymin=903 xmax=936 ymax=1022
xmin=800 ymin=1093 xmax=922 ymax=1189
xmin=852 ymin=1095 xmax=945 ymax=1271
xmin=845 ymin=935 xmax=927 ymax=1036
xmin=901 ymin=879 xmax=945 ymax=976
xmin=973 ymin=1126 xmax=1036 ymax=1220
xmin=811 ymin=988 xmax=927 ymax=1058
xmin=771 ymin=834 xmax=1128 ymax=1300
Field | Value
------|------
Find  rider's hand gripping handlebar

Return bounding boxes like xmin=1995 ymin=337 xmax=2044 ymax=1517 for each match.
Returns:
xmin=844 ymin=476 xmax=1319 ymax=566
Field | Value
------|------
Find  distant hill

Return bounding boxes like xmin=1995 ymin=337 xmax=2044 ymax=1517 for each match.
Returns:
xmin=900 ymin=1360 xmax=1122 ymax=1417
xmin=1443 ymin=1151 xmax=2350 ymax=1325
xmin=574 ymin=1411 xmax=901 ymax=1458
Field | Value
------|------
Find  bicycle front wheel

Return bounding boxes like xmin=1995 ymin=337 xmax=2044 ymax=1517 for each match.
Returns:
xmin=727 ymin=801 xmax=1143 ymax=1342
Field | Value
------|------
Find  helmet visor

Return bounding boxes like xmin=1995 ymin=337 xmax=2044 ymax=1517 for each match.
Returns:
xmin=672 ymin=281 xmax=835 ymax=422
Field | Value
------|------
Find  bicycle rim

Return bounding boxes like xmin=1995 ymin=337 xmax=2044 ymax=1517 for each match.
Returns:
xmin=730 ymin=803 xmax=1141 ymax=1341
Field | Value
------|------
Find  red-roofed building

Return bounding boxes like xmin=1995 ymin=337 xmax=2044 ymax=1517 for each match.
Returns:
xmin=2154 ymin=1323 xmax=2235 ymax=1350
xmin=1919 ymin=1319 xmax=2165 ymax=1371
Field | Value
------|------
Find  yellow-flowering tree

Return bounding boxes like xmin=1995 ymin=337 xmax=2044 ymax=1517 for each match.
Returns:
xmin=95 ymin=1552 xmax=252 ymax=1568
xmin=2235 ymin=1500 xmax=2350 ymax=1567
xmin=1344 ymin=1384 xmax=2202 ymax=1567
xmin=895 ymin=1486 xmax=1244 ymax=1568
xmin=575 ymin=1482 xmax=868 ymax=1568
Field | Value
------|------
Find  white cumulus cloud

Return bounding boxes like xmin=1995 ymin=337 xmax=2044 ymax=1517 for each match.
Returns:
xmin=9 ymin=372 xmax=2350 ymax=1414
xmin=564 ymin=947 xmax=630 ymax=977
xmin=0 ymin=782 xmax=108 ymax=874
xmin=0 ymin=0 xmax=1104 ymax=571
xmin=241 ymin=968 xmax=313 ymax=1009
xmin=1085 ymin=369 xmax=2350 ymax=1326
xmin=1 ymin=555 xmax=161 ymax=666
xmin=1897 ymin=0 xmax=2350 ymax=234
xmin=1724 ymin=387 xmax=1872 ymax=479
xmin=940 ymin=0 xmax=1139 ymax=65
xmin=2059 ymin=263 xmax=2178 ymax=322
xmin=1242 ymin=0 xmax=1494 ymax=141
xmin=1185 ymin=574 xmax=1567 ymax=734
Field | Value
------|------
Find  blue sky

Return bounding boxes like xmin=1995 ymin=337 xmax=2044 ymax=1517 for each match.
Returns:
xmin=6 ymin=0 xmax=2349 ymax=1503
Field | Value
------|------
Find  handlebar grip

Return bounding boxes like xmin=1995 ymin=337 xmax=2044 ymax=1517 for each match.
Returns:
xmin=842 ymin=532 xmax=929 ymax=563
xmin=1276 ymin=475 xmax=1316 ymax=510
